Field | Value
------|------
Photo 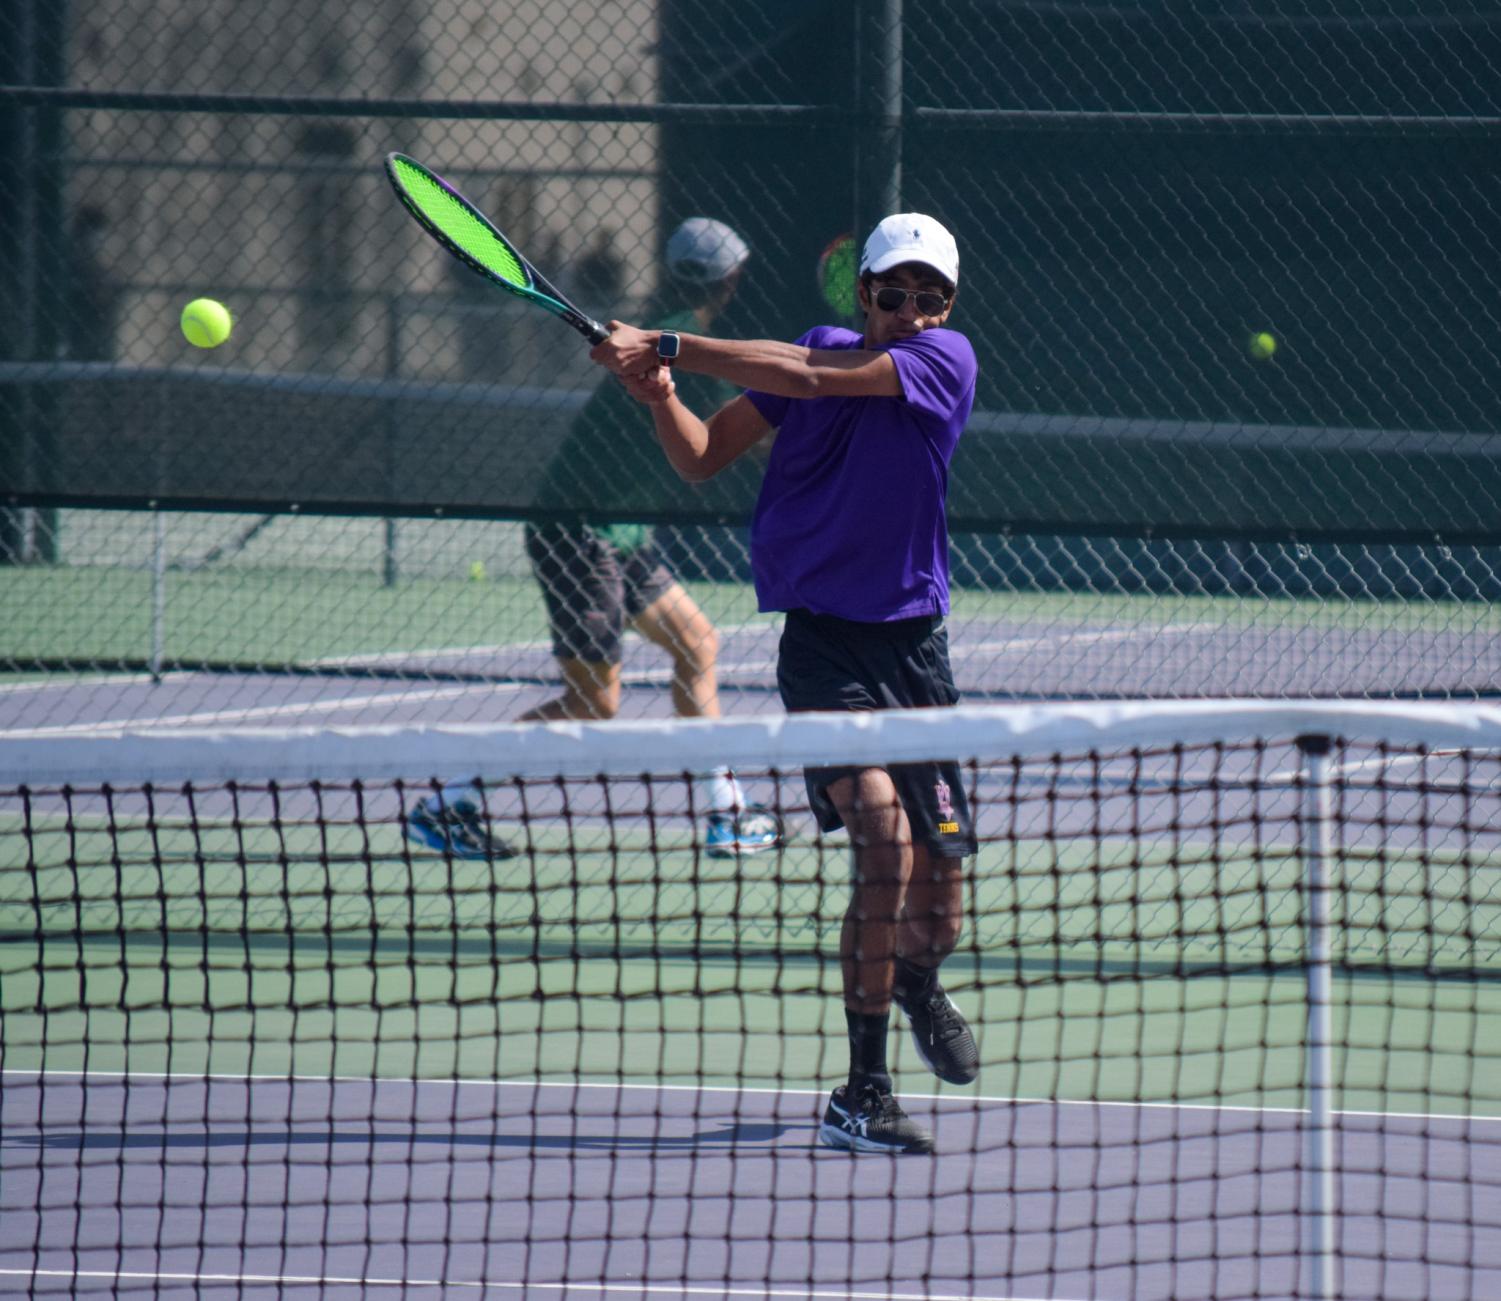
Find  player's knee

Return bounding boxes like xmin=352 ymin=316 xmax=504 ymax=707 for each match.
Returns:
xmin=677 ymin=621 xmax=718 ymax=673
xmin=583 ymin=692 xmax=620 ymax=720
xmin=561 ymin=684 xmax=619 ymax=720
xmin=922 ymin=912 xmax=963 ymax=958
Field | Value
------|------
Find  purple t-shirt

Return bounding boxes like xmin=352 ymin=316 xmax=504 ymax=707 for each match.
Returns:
xmin=744 ymin=324 xmax=977 ymax=621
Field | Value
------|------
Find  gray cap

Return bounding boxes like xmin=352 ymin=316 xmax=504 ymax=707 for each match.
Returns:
xmin=666 ymin=217 xmax=750 ymax=284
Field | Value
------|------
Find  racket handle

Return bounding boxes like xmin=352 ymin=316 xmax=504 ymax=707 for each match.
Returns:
xmin=564 ymin=310 xmax=609 ymax=345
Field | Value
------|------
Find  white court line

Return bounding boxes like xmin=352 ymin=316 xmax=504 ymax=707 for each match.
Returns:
xmin=6 ymin=1067 xmax=1492 ymax=1127
xmin=3 ymin=681 xmax=527 ymax=737
xmin=654 ymin=623 xmax=1229 ymax=686
xmin=0 ymin=1269 xmax=1065 ymax=1301
xmin=1267 ymin=746 xmax=1500 ymax=786
xmin=3 ymin=622 xmax=1224 ymax=735
xmin=312 ymin=639 xmax=552 ymax=666
xmin=312 ymin=620 xmax=782 ymax=669
xmin=306 ymin=620 xmax=1217 ymax=673
xmin=1 ymin=620 xmax=1216 ymax=709
xmin=0 ymin=670 xmax=194 ymax=696
xmin=955 ymin=622 xmax=1220 ymax=657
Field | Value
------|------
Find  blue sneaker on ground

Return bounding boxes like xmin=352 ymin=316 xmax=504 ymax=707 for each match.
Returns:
xmin=704 ymin=805 xmax=783 ymax=858
xmin=405 ymin=797 xmax=514 ymax=860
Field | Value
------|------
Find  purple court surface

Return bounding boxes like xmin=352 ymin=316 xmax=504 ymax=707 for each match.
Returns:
xmin=3 ymin=1073 xmax=1499 ymax=1299
xmin=7 ymin=613 xmax=1501 ymax=737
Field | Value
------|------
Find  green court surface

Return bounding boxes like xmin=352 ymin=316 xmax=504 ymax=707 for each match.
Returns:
xmin=6 ymin=559 xmax=1501 ymax=674
xmin=5 ymin=808 xmax=1498 ymax=1121
xmin=0 ymin=566 xmax=557 ymax=669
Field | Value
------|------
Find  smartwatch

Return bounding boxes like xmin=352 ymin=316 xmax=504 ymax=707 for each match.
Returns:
xmin=656 ymin=330 xmax=681 ymax=367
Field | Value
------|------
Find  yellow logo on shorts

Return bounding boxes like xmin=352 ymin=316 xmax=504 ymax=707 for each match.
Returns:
xmin=938 ymin=821 xmax=959 ymax=834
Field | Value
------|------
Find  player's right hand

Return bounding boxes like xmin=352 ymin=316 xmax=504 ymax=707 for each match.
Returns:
xmin=590 ymin=321 xmax=655 ymax=376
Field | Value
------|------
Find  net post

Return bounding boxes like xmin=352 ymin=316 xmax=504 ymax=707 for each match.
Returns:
xmin=1296 ymin=731 xmax=1337 ymax=1301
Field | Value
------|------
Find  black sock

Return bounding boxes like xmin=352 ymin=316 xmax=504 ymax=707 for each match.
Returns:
xmin=893 ymin=956 xmax=939 ymax=1006
xmin=845 ymin=1009 xmax=892 ymax=1094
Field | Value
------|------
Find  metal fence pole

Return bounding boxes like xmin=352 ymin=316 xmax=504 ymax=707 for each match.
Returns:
xmin=1297 ymin=732 xmax=1337 ymax=1301
xmin=150 ymin=510 xmax=166 ymax=683
xmin=853 ymin=0 xmax=903 ymax=251
xmin=382 ymin=290 xmax=401 ymax=588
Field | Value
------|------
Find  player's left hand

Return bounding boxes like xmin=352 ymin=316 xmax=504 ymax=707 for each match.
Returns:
xmin=590 ymin=321 xmax=655 ymax=376
xmin=620 ymin=365 xmax=675 ymax=406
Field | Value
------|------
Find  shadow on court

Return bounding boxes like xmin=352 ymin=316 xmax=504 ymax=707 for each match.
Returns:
xmin=8 ymin=1118 xmax=796 ymax=1153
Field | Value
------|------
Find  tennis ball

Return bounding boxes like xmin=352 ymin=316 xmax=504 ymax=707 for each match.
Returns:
xmin=468 ymin=560 xmax=487 ymax=582
xmin=1248 ymin=331 xmax=1277 ymax=360
xmin=181 ymin=297 xmax=233 ymax=349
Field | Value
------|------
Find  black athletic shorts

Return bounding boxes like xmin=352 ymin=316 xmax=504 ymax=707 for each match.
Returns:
xmin=525 ymin=523 xmax=676 ymax=663
xmin=776 ymin=607 xmax=977 ymax=858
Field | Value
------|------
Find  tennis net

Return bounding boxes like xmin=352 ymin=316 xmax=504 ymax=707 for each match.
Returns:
xmin=2 ymin=700 xmax=1499 ymax=1298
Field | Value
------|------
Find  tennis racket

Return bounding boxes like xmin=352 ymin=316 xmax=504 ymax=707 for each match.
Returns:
xmin=384 ymin=153 xmax=609 ymax=344
xmin=817 ymin=232 xmax=858 ymax=319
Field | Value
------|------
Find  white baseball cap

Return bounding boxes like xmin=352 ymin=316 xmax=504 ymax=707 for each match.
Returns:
xmin=667 ymin=217 xmax=750 ymax=284
xmin=860 ymin=213 xmax=959 ymax=287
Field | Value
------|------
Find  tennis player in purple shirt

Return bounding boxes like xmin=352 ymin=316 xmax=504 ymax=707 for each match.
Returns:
xmin=591 ymin=213 xmax=979 ymax=1154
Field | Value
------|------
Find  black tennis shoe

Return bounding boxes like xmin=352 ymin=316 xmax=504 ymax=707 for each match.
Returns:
xmin=405 ymin=798 xmax=514 ymax=861
xmin=897 ymin=985 xmax=980 ymax=1085
xmin=818 ymin=1083 xmax=934 ymax=1154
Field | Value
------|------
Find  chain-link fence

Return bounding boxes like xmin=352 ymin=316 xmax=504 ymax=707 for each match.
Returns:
xmin=5 ymin=1 xmax=1501 ymax=730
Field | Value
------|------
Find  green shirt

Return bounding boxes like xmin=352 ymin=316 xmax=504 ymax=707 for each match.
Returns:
xmin=534 ymin=308 xmax=738 ymax=553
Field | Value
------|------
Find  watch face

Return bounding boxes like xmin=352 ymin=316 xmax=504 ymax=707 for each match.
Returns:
xmin=658 ymin=331 xmax=680 ymax=359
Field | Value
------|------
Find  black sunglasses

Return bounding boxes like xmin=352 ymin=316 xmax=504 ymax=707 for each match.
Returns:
xmin=872 ymin=285 xmax=951 ymax=316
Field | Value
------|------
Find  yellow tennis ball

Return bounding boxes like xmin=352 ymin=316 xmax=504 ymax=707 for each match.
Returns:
xmin=181 ymin=298 xmax=233 ymax=349
xmin=468 ymin=560 xmax=487 ymax=582
xmin=1248 ymin=331 xmax=1277 ymax=360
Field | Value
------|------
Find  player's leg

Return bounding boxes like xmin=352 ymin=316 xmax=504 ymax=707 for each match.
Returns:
xmin=831 ymin=767 xmax=913 ymax=1019
xmin=523 ymin=523 xmax=629 ymax=720
xmin=630 ymin=579 xmax=720 ymax=718
xmin=518 ymin=658 xmax=621 ymax=721
xmin=877 ymin=613 xmax=981 ymax=1088
xmin=898 ymin=845 xmax=964 ymax=969
xmin=894 ymin=839 xmax=978 ymax=1087
xmin=777 ymin=609 xmax=937 ymax=1152
xmin=815 ymin=765 xmax=934 ymax=1155
xmin=406 ymin=524 xmax=620 ymax=859
xmin=627 ymin=555 xmax=780 ymax=857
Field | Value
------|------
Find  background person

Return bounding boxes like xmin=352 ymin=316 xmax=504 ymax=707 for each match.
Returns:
xmin=407 ymin=217 xmax=782 ymax=863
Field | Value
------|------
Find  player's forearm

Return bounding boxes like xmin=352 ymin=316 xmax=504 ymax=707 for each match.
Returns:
xmin=647 ymin=394 xmax=719 ymax=483
xmin=672 ymin=335 xmax=825 ymax=395
xmin=674 ymin=334 xmax=899 ymax=397
xmin=591 ymin=322 xmax=890 ymax=398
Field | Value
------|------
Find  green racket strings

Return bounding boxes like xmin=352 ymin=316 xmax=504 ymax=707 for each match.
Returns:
xmin=391 ymin=158 xmax=529 ymax=289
